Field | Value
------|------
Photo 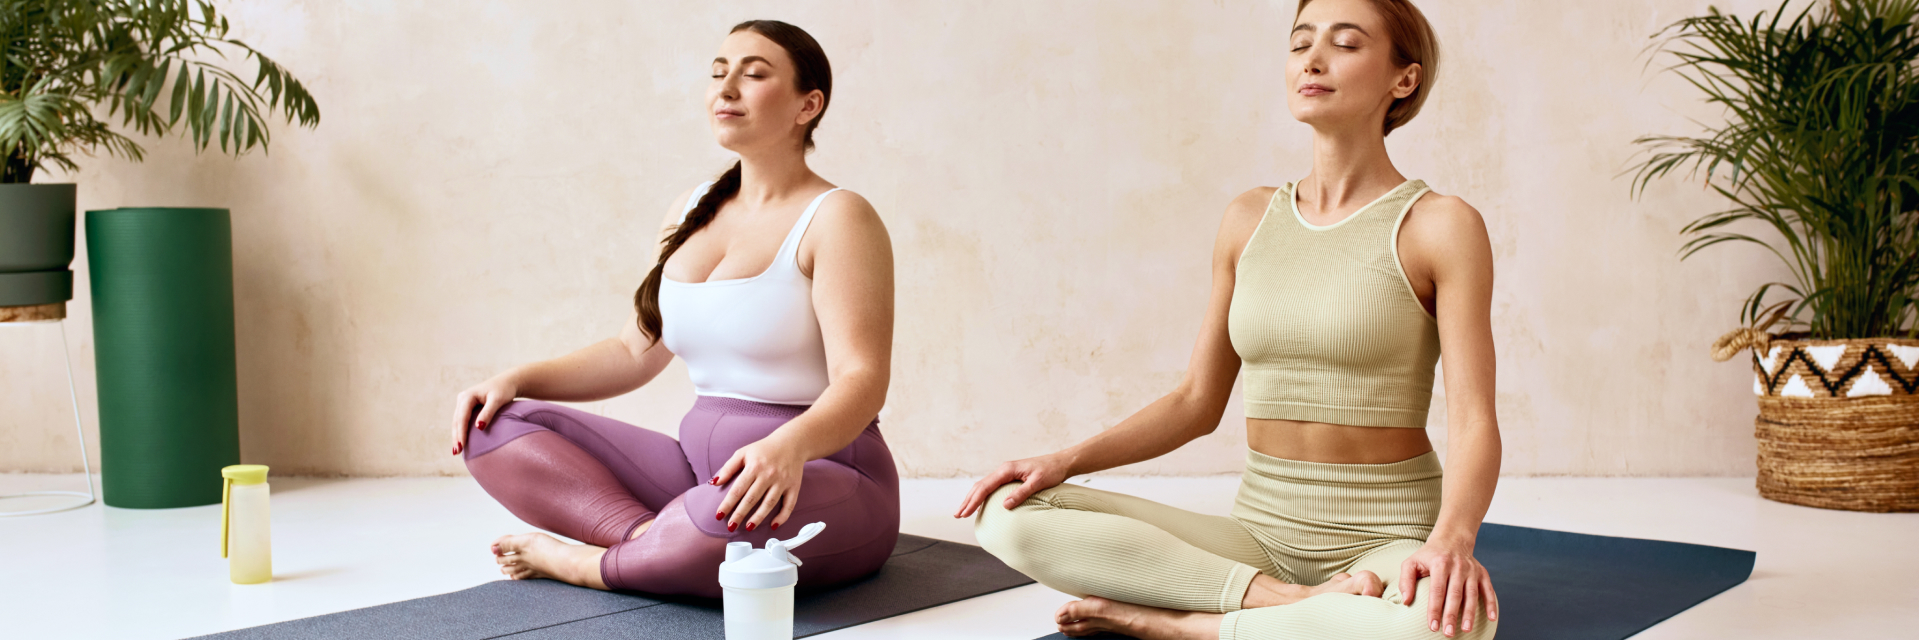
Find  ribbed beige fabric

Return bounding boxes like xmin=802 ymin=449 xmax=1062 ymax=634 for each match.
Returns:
xmin=1227 ymin=180 xmax=1441 ymax=428
xmin=975 ymin=450 xmax=1495 ymax=639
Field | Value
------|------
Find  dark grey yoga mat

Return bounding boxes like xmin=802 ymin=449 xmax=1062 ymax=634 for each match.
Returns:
xmin=1033 ymin=523 xmax=1757 ymax=640
xmin=190 ymin=534 xmax=1033 ymax=640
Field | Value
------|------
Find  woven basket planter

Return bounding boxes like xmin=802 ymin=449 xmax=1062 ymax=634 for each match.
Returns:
xmin=1730 ymin=335 xmax=1919 ymax=512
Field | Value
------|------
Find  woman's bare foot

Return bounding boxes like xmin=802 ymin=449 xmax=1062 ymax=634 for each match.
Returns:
xmin=491 ymin=532 xmax=610 ymax=590
xmin=1241 ymin=571 xmax=1385 ymax=609
xmin=1055 ymin=597 xmax=1221 ymax=640
xmin=1312 ymin=570 xmax=1385 ymax=598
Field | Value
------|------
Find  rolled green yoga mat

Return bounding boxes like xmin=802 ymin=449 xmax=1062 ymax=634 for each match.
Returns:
xmin=86 ymin=207 xmax=241 ymax=509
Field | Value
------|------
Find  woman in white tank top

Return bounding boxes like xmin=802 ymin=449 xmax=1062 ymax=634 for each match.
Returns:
xmin=443 ymin=20 xmax=899 ymax=598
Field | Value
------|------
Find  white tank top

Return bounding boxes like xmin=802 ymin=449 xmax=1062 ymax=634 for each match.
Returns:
xmin=658 ymin=182 xmax=840 ymax=405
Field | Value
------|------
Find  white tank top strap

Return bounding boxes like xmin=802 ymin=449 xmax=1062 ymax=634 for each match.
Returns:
xmin=774 ymin=188 xmax=843 ymax=267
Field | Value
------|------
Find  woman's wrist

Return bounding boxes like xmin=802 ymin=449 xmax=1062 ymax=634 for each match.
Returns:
xmin=1049 ymin=448 xmax=1087 ymax=478
xmin=757 ymin=428 xmax=818 ymax=463
xmin=1426 ymin=523 xmax=1479 ymax=548
xmin=493 ymin=366 xmax=528 ymax=391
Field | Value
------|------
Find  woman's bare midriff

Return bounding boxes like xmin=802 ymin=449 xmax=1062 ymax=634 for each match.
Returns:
xmin=1246 ymin=418 xmax=1434 ymax=464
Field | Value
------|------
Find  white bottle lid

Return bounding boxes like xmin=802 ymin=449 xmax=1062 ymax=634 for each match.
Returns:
xmin=717 ymin=522 xmax=826 ymax=590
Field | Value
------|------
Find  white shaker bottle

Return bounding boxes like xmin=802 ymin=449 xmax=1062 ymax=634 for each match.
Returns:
xmin=718 ymin=522 xmax=827 ymax=640
xmin=220 ymin=464 xmax=273 ymax=584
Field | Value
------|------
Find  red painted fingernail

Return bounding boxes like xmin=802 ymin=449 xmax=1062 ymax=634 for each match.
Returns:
xmin=478 ymin=420 xmax=487 ymax=431
xmin=716 ymin=512 xmax=725 ymax=521
xmin=727 ymin=522 xmax=737 ymax=532
xmin=453 ymin=443 xmax=463 ymax=455
xmin=771 ymin=522 xmax=780 ymax=531
xmin=746 ymin=522 xmax=756 ymax=532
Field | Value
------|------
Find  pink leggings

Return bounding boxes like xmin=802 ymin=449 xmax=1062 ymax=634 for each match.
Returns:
xmin=463 ymin=396 xmax=899 ymax=598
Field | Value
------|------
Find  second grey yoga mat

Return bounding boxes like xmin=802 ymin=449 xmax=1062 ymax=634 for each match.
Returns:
xmin=1032 ymin=523 xmax=1757 ymax=640
xmin=191 ymin=534 xmax=1035 ymax=640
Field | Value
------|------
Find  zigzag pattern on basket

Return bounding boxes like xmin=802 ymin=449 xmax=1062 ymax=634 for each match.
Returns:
xmin=1751 ymin=339 xmax=1919 ymax=398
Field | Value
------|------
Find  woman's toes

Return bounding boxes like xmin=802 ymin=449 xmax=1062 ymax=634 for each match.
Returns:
xmin=1060 ymin=622 xmax=1100 ymax=638
xmin=1055 ymin=601 xmax=1078 ymax=625
xmin=1316 ymin=570 xmax=1385 ymax=597
xmin=1055 ymin=597 xmax=1111 ymax=625
xmin=1354 ymin=570 xmax=1384 ymax=597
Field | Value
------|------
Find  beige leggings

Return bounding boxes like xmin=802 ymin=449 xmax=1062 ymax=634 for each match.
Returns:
xmin=974 ymin=450 xmax=1495 ymax=639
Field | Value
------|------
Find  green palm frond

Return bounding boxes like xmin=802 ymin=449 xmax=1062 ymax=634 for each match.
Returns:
xmin=1631 ymin=0 xmax=1919 ymax=339
xmin=1 ymin=0 xmax=320 ymax=183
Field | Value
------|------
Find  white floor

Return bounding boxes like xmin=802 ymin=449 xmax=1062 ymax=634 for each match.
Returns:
xmin=3 ymin=473 xmax=1916 ymax=640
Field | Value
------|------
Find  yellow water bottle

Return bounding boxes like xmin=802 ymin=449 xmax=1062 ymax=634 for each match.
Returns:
xmin=221 ymin=464 xmax=272 ymax=584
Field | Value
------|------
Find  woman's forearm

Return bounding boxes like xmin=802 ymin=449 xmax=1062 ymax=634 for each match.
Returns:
xmin=509 ymin=338 xmax=667 ymax=403
xmin=1431 ymin=419 xmax=1501 ymax=544
xmin=1057 ymin=390 xmax=1226 ymax=476
xmin=763 ymin=365 xmax=888 ymax=462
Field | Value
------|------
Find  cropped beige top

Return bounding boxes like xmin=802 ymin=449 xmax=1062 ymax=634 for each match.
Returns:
xmin=1227 ymin=179 xmax=1441 ymax=428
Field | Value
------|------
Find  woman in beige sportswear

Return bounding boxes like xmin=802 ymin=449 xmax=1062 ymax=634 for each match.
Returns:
xmin=956 ymin=1 xmax=1502 ymax=638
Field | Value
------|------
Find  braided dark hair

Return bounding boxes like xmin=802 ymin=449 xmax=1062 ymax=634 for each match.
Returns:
xmin=634 ymin=20 xmax=832 ymax=343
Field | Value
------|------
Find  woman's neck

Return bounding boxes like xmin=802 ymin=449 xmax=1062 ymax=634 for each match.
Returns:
xmin=734 ymin=145 xmax=818 ymax=207
xmin=1301 ymin=123 xmax=1405 ymax=212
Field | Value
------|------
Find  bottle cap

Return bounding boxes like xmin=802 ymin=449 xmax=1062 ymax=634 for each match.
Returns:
xmin=219 ymin=465 xmax=268 ymax=559
xmin=717 ymin=522 xmax=826 ymax=590
xmin=222 ymin=464 xmax=269 ymax=486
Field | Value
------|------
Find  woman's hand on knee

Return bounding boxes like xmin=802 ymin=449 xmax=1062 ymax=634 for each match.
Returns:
xmin=450 ymin=375 xmax=518 ymax=456
xmin=1397 ymin=537 xmax=1498 ymax=638
xmin=954 ymin=453 xmax=1072 ymax=519
xmin=713 ymin=438 xmax=806 ymax=533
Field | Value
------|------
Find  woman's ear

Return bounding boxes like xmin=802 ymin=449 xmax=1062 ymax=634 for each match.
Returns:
xmin=1393 ymin=63 xmax=1422 ymax=99
xmin=796 ymin=89 xmax=826 ymax=126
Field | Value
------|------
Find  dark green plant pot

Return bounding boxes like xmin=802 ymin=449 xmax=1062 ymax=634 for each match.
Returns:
xmin=86 ymin=207 xmax=241 ymax=509
xmin=0 ymin=184 xmax=76 ymax=306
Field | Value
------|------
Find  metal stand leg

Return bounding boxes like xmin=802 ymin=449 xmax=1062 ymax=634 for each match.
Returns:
xmin=0 ymin=319 xmax=98 ymax=516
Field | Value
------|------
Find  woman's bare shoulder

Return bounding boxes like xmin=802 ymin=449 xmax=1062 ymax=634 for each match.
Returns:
xmin=804 ymin=188 xmax=889 ymax=259
xmin=1217 ymin=186 xmax=1282 ymax=258
xmin=1403 ymin=190 xmax=1488 ymax=247
xmin=656 ymin=186 xmax=701 ymax=237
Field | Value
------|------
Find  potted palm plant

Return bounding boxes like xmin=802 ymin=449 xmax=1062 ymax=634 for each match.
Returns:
xmin=1 ymin=0 xmax=318 ymax=508
xmin=2 ymin=0 xmax=318 ymax=316
xmin=1633 ymin=0 xmax=1919 ymax=512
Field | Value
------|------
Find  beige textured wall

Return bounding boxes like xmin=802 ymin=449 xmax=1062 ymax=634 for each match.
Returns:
xmin=0 ymin=0 xmax=1793 ymax=477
